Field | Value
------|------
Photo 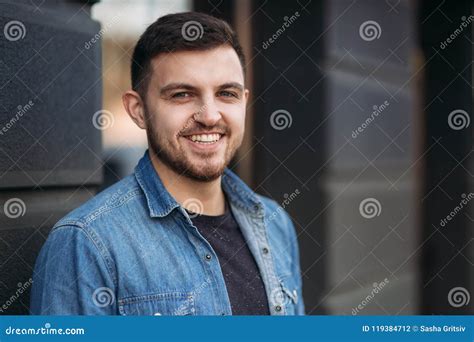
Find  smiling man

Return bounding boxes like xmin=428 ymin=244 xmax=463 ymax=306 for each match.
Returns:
xmin=30 ymin=12 xmax=304 ymax=316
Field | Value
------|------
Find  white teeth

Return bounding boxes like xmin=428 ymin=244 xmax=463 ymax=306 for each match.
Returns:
xmin=189 ymin=134 xmax=221 ymax=143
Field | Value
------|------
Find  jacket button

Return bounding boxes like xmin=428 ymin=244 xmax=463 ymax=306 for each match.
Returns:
xmin=205 ymin=254 xmax=212 ymax=260
xmin=275 ymin=305 xmax=282 ymax=312
xmin=262 ymin=247 xmax=269 ymax=254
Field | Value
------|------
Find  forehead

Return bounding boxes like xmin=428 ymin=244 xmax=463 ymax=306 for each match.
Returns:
xmin=149 ymin=45 xmax=244 ymax=87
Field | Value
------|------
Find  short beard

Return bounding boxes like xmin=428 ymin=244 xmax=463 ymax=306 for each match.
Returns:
xmin=145 ymin=118 xmax=238 ymax=182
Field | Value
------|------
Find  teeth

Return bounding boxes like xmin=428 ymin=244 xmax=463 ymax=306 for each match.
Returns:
xmin=189 ymin=134 xmax=221 ymax=143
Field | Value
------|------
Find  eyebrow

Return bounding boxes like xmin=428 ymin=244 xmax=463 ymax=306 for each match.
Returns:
xmin=218 ymin=82 xmax=244 ymax=92
xmin=159 ymin=82 xmax=244 ymax=95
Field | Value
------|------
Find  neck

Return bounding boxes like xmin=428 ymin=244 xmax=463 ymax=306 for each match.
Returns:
xmin=148 ymin=150 xmax=226 ymax=216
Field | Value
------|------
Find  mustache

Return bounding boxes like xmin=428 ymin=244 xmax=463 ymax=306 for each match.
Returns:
xmin=178 ymin=123 xmax=228 ymax=137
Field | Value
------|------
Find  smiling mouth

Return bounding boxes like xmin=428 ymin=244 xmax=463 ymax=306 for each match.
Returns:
xmin=182 ymin=133 xmax=224 ymax=144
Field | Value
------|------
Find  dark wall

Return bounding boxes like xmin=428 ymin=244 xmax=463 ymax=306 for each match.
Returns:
xmin=317 ymin=0 xmax=420 ymax=315
xmin=222 ymin=0 xmax=472 ymax=315
xmin=419 ymin=0 xmax=473 ymax=314
xmin=0 ymin=0 xmax=102 ymax=314
xmin=249 ymin=0 xmax=327 ymax=314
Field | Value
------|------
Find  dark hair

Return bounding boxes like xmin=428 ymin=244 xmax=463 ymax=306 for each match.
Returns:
xmin=131 ymin=12 xmax=246 ymax=97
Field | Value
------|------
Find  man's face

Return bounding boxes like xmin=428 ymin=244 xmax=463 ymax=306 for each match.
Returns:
xmin=143 ymin=45 xmax=248 ymax=181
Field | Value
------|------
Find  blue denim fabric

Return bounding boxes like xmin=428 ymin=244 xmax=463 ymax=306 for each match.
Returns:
xmin=30 ymin=150 xmax=305 ymax=315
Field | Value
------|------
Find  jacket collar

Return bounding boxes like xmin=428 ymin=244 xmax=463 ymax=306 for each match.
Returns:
xmin=134 ymin=150 xmax=262 ymax=218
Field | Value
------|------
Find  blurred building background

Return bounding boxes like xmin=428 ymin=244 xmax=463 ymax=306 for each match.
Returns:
xmin=0 ymin=0 xmax=472 ymax=315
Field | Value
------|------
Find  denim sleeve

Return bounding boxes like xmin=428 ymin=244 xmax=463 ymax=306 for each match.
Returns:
xmin=30 ymin=225 xmax=117 ymax=315
xmin=284 ymin=211 xmax=305 ymax=315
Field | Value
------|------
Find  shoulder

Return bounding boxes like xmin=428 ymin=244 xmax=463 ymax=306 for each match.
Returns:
xmin=52 ymin=174 xmax=143 ymax=232
xmin=39 ymin=176 xmax=143 ymax=285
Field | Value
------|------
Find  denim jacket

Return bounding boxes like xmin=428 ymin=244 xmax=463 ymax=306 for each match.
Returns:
xmin=30 ymin=150 xmax=305 ymax=315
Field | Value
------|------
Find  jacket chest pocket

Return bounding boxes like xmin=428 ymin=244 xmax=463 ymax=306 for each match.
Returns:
xmin=118 ymin=292 xmax=196 ymax=316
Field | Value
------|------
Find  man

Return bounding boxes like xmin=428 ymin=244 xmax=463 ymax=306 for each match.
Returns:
xmin=30 ymin=12 xmax=304 ymax=316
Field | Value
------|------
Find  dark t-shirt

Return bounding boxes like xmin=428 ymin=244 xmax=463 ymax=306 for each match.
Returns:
xmin=187 ymin=198 xmax=270 ymax=315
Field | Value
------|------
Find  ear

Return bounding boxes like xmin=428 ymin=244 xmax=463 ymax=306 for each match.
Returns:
xmin=243 ymin=88 xmax=250 ymax=105
xmin=122 ymin=90 xmax=147 ymax=129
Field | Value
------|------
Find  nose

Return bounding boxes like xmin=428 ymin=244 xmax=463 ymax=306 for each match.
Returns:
xmin=194 ymin=98 xmax=222 ymax=127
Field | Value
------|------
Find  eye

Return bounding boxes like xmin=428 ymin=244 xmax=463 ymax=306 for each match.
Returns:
xmin=218 ymin=91 xmax=238 ymax=98
xmin=172 ymin=92 xmax=192 ymax=99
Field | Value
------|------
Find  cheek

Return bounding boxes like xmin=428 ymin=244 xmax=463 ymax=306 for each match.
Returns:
xmin=154 ymin=103 xmax=193 ymax=138
xmin=224 ymin=106 xmax=246 ymax=132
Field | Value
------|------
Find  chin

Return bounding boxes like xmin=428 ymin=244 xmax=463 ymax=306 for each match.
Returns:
xmin=185 ymin=169 xmax=224 ymax=182
xmin=178 ymin=154 xmax=225 ymax=178
xmin=187 ymin=162 xmax=227 ymax=181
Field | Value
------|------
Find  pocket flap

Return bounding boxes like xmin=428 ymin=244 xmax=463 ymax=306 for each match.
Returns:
xmin=118 ymin=292 xmax=195 ymax=316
